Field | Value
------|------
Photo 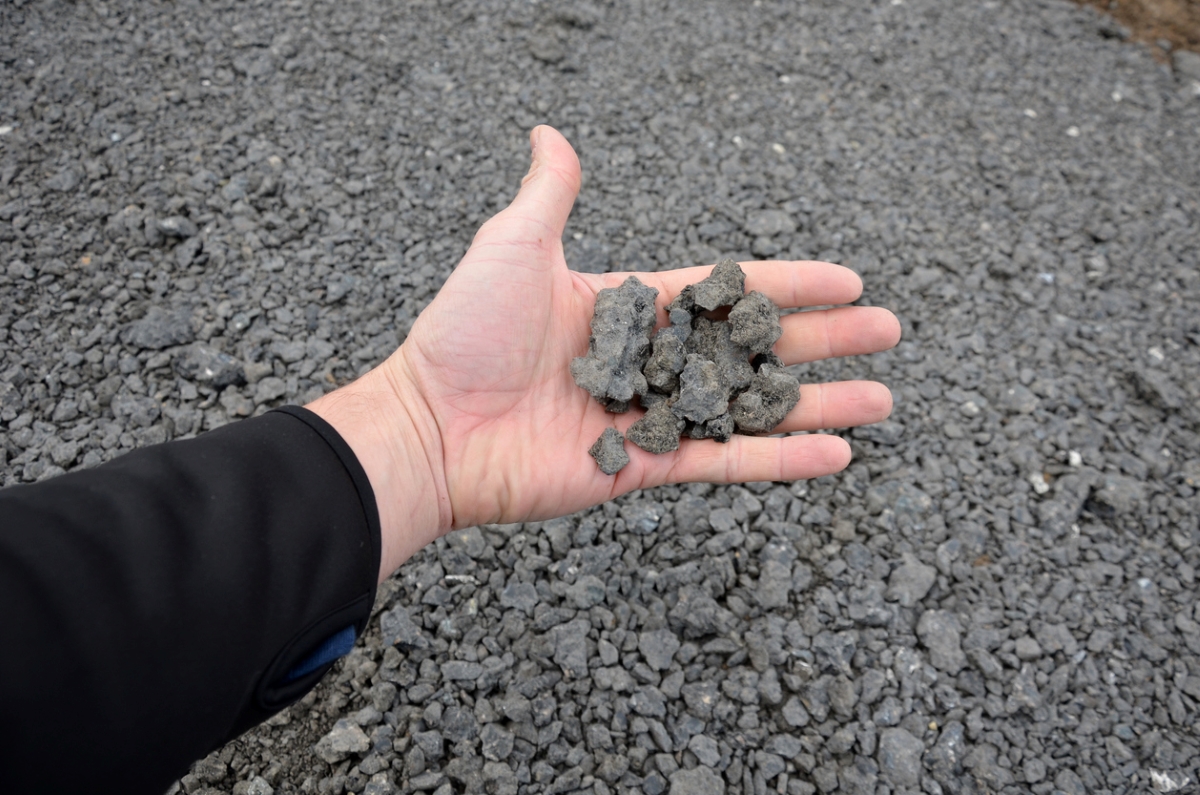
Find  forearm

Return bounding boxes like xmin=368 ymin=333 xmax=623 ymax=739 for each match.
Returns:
xmin=305 ymin=351 xmax=450 ymax=582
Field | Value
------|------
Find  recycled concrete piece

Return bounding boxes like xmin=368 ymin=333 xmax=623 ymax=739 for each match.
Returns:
xmin=669 ymin=257 xmax=746 ymax=313
xmin=730 ymin=362 xmax=801 ymax=433
xmin=575 ymin=260 xmax=799 ymax=472
xmin=644 ymin=325 xmax=689 ymax=394
xmin=588 ymin=428 xmax=630 ymax=475
xmin=688 ymin=413 xmax=735 ymax=443
xmin=686 ymin=317 xmax=755 ymax=394
xmin=728 ymin=290 xmax=782 ymax=354
xmin=627 ymin=401 xmax=686 ymax=454
xmin=570 ymin=276 xmax=659 ymax=412
xmin=672 ymin=354 xmax=727 ymax=423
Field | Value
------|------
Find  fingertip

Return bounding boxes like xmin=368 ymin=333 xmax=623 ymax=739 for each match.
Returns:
xmin=861 ymin=306 xmax=902 ymax=352
xmin=787 ymin=433 xmax=852 ymax=480
xmin=865 ymin=382 xmax=895 ymax=422
xmin=840 ymin=264 xmax=864 ymax=301
xmin=882 ymin=309 xmax=902 ymax=348
xmin=823 ymin=433 xmax=853 ymax=472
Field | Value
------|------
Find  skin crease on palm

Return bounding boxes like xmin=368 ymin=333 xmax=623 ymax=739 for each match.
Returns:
xmin=306 ymin=125 xmax=903 ymax=583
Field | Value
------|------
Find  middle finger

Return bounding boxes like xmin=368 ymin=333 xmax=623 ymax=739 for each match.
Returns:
xmin=774 ymin=305 xmax=901 ymax=365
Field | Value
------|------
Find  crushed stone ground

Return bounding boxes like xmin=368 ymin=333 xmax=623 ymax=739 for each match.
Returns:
xmin=3 ymin=0 xmax=1200 ymax=793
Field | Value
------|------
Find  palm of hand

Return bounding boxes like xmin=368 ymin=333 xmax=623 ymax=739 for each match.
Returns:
xmin=384 ymin=127 xmax=899 ymax=533
xmin=397 ymin=213 xmax=633 ymax=529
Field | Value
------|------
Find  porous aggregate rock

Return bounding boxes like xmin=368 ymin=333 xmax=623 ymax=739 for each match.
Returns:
xmin=626 ymin=400 xmax=684 ymax=454
xmin=120 ymin=306 xmax=195 ymax=351
xmin=587 ymin=427 xmax=629 ymax=475
xmin=313 ymin=719 xmax=370 ymax=764
xmin=570 ymin=276 xmax=659 ymax=412
xmin=643 ymin=325 xmax=689 ymax=393
xmin=727 ymin=290 xmax=782 ymax=353
xmin=672 ymin=354 xmax=728 ymax=423
xmin=728 ymin=362 xmax=800 ymax=433
xmin=684 ymin=317 xmax=756 ymax=395
xmin=669 ymin=765 xmax=725 ymax=795
xmin=670 ymin=258 xmax=746 ymax=313
xmin=575 ymin=261 xmax=798 ymax=471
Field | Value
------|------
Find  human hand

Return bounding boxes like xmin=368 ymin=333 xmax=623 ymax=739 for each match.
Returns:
xmin=308 ymin=126 xmax=901 ymax=581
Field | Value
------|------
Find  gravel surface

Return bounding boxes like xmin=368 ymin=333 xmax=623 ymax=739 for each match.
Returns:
xmin=3 ymin=0 xmax=1200 ymax=793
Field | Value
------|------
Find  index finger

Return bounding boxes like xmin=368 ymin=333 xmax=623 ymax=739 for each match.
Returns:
xmin=599 ymin=260 xmax=864 ymax=310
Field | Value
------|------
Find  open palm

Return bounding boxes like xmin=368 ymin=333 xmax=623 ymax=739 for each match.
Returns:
xmin=386 ymin=126 xmax=900 ymax=537
xmin=311 ymin=126 xmax=899 ymax=579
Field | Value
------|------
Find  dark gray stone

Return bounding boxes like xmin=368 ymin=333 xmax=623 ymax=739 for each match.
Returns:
xmin=379 ymin=605 xmax=429 ymax=651
xmin=571 ymin=276 xmax=659 ymax=411
xmin=672 ymin=354 xmax=728 ymax=424
xmin=671 ymin=258 xmax=746 ymax=313
xmin=728 ymin=291 xmax=782 ymax=354
xmin=916 ymin=610 xmax=966 ymax=674
xmin=121 ymin=307 xmax=195 ymax=350
xmin=553 ymin=619 xmax=590 ymax=678
xmin=565 ymin=574 xmax=607 ymax=609
xmin=729 ymin=362 xmax=799 ymax=434
xmin=668 ymin=765 xmax=725 ymax=795
xmin=876 ymin=728 xmax=923 ymax=788
xmin=500 ymin=581 xmax=539 ymax=614
xmin=588 ymin=427 xmax=629 ymax=474
xmin=688 ymin=734 xmax=721 ymax=767
xmin=886 ymin=553 xmax=936 ymax=607
xmin=627 ymin=400 xmax=684 ymax=454
xmin=441 ymin=661 xmax=483 ymax=681
xmin=157 ymin=215 xmax=198 ymax=238
xmin=639 ymin=628 xmax=681 ymax=671
xmin=644 ymin=325 xmax=689 ymax=394
xmin=173 ymin=345 xmax=245 ymax=388
xmin=685 ymin=318 xmax=755 ymax=395
xmin=314 ymin=719 xmax=370 ymax=764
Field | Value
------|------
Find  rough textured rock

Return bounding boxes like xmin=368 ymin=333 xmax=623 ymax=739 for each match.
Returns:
xmin=121 ymin=306 xmax=195 ymax=350
xmin=570 ymin=276 xmax=659 ymax=411
xmin=685 ymin=317 xmax=755 ymax=395
xmin=916 ymin=609 xmax=967 ymax=674
xmin=644 ymin=325 xmax=689 ymax=393
xmin=313 ymin=719 xmax=370 ymax=764
xmin=670 ymin=258 xmax=746 ymax=313
xmin=672 ymin=354 xmax=728 ymax=423
xmin=729 ymin=362 xmax=800 ymax=433
xmin=588 ymin=427 xmax=630 ymax=475
xmin=575 ymin=261 xmax=796 ymax=469
xmin=687 ymin=412 xmax=735 ymax=443
xmin=728 ymin=291 xmax=782 ymax=354
xmin=627 ymin=400 xmax=684 ymax=454
xmin=886 ymin=553 xmax=937 ymax=607
xmin=669 ymin=765 xmax=725 ymax=795
xmin=173 ymin=345 xmax=246 ymax=388
xmin=877 ymin=728 xmax=924 ymax=787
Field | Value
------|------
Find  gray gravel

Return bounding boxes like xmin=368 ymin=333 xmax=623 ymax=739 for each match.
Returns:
xmin=4 ymin=0 xmax=1200 ymax=794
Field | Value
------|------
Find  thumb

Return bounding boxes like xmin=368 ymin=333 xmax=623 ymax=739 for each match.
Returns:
xmin=480 ymin=125 xmax=582 ymax=251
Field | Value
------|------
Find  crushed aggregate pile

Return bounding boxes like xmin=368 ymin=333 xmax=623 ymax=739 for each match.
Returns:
xmin=576 ymin=261 xmax=796 ymax=473
xmin=3 ymin=0 xmax=1200 ymax=794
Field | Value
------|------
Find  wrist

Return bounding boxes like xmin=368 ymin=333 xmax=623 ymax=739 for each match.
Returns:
xmin=305 ymin=352 xmax=449 ymax=583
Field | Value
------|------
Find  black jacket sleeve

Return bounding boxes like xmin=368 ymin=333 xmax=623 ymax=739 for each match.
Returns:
xmin=0 ymin=406 xmax=381 ymax=794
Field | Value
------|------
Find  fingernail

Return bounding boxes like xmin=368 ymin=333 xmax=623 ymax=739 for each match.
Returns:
xmin=524 ymin=127 xmax=542 ymax=181
xmin=530 ymin=125 xmax=543 ymax=155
